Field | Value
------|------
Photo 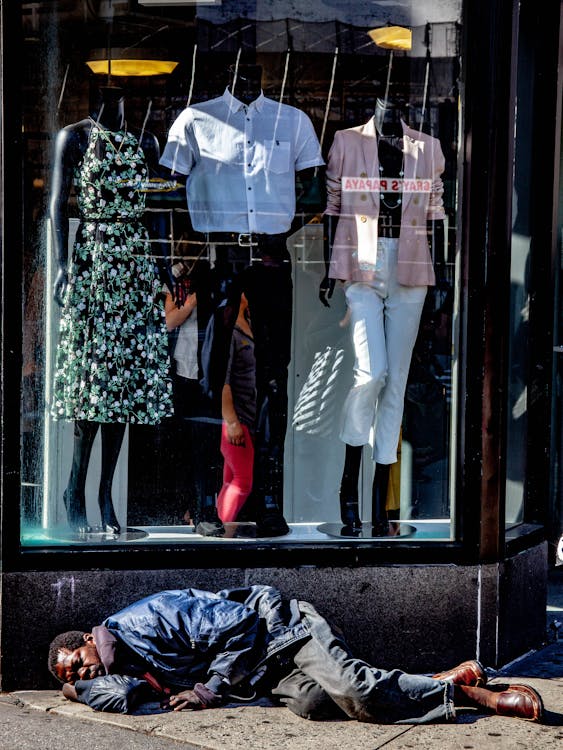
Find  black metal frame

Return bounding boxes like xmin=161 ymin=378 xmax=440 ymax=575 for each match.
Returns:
xmin=1 ymin=0 xmax=558 ymax=573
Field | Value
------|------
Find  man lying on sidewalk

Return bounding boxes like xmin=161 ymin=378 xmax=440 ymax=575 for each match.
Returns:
xmin=48 ymin=584 xmax=543 ymax=723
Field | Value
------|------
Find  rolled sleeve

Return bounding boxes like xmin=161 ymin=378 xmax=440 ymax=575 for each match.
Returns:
xmin=427 ymin=139 xmax=446 ymax=221
xmin=294 ymin=112 xmax=324 ymax=171
xmin=160 ymin=109 xmax=195 ymax=175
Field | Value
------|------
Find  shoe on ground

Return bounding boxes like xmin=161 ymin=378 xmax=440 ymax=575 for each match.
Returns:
xmin=433 ymin=659 xmax=487 ymax=686
xmin=495 ymin=683 xmax=543 ymax=722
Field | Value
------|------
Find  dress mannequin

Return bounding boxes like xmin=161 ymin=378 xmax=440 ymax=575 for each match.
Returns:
xmin=50 ymin=86 xmax=177 ymax=534
xmin=321 ymin=97 xmax=446 ymax=536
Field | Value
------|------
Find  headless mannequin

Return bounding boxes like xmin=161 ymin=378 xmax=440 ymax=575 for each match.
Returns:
xmin=321 ymin=97 xmax=444 ymax=536
xmin=228 ymin=63 xmax=262 ymax=106
xmin=50 ymin=86 xmax=177 ymax=534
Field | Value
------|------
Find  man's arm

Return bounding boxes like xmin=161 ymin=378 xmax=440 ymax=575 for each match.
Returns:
xmin=167 ymin=600 xmax=261 ymax=711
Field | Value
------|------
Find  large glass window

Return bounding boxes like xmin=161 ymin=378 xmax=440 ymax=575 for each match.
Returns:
xmin=20 ymin=0 xmax=463 ymax=549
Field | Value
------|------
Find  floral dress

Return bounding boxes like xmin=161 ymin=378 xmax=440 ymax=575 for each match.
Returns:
xmin=51 ymin=124 xmax=173 ymax=424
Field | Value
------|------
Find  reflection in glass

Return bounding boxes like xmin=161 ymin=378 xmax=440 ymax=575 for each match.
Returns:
xmin=20 ymin=0 xmax=462 ymax=547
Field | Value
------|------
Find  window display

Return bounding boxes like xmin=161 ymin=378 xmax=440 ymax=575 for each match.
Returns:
xmin=19 ymin=0 xmax=463 ymax=548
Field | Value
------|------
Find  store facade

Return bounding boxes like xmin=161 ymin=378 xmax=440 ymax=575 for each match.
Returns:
xmin=1 ymin=0 xmax=561 ymax=689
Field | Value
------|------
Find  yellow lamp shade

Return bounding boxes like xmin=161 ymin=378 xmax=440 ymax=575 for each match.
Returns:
xmin=86 ymin=59 xmax=178 ymax=76
xmin=368 ymin=26 xmax=412 ymax=51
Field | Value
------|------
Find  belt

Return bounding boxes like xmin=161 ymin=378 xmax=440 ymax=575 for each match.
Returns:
xmin=196 ymin=231 xmax=287 ymax=248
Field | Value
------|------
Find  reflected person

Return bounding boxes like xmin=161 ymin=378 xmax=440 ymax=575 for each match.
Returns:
xmin=159 ymin=64 xmax=325 ymax=537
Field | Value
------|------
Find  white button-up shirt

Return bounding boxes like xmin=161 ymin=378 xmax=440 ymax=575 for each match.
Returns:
xmin=160 ymin=89 xmax=324 ymax=234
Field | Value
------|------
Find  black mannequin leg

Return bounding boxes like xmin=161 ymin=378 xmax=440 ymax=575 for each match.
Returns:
xmin=339 ymin=444 xmax=363 ymax=529
xmin=98 ymin=422 xmax=126 ymax=533
xmin=64 ymin=420 xmax=98 ymax=532
xmin=371 ymin=462 xmax=391 ymax=535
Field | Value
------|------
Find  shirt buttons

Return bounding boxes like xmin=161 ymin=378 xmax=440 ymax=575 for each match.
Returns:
xmin=360 ymin=194 xmax=367 ymax=201
xmin=360 ymin=171 xmax=367 ymax=178
xmin=413 ymin=196 xmax=420 ymax=205
xmin=360 ymin=216 xmax=367 ymax=223
xmin=411 ymin=219 xmax=417 ymax=226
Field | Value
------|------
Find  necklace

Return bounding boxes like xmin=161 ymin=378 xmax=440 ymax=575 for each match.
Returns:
xmin=377 ymin=137 xmax=404 ymax=212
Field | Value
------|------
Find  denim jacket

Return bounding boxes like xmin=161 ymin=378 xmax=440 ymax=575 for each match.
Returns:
xmin=100 ymin=585 xmax=310 ymax=696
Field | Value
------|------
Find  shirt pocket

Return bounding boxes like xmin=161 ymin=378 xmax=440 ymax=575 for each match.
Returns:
xmin=264 ymin=140 xmax=291 ymax=173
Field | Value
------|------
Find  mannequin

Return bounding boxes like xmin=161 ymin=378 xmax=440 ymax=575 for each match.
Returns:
xmin=321 ymin=97 xmax=446 ymax=536
xmin=160 ymin=64 xmax=325 ymax=537
xmin=50 ymin=86 xmax=177 ymax=534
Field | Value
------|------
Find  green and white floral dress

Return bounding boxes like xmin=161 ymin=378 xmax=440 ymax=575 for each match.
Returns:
xmin=52 ymin=124 xmax=173 ymax=424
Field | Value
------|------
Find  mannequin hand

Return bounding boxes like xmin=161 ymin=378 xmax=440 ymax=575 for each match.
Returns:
xmin=226 ymin=420 xmax=245 ymax=446
xmin=53 ymin=268 xmax=69 ymax=306
xmin=318 ymin=275 xmax=335 ymax=307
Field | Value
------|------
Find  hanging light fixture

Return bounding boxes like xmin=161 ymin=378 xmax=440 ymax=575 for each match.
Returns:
xmin=368 ymin=25 xmax=412 ymax=51
xmin=86 ymin=48 xmax=178 ymax=77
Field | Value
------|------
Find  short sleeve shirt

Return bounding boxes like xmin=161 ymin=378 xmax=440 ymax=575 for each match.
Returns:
xmin=160 ymin=89 xmax=324 ymax=234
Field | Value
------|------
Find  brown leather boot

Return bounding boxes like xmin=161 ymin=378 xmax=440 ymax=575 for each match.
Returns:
xmin=454 ymin=683 xmax=543 ymax=722
xmin=433 ymin=659 xmax=486 ymax=686
xmin=494 ymin=684 xmax=544 ymax=722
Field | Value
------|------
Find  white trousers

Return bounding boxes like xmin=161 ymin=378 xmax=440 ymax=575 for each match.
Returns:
xmin=340 ymin=239 xmax=427 ymax=464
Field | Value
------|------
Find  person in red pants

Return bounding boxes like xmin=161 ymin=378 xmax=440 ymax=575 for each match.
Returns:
xmin=217 ymin=293 xmax=256 ymax=523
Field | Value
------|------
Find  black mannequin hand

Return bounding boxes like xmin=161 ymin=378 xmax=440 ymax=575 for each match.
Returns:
xmin=319 ymin=275 xmax=335 ymax=307
xmin=53 ymin=268 xmax=69 ymax=306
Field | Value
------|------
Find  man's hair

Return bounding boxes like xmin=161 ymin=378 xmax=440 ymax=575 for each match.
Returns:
xmin=47 ymin=630 xmax=87 ymax=683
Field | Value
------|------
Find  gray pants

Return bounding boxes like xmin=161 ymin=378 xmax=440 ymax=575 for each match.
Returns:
xmin=271 ymin=602 xmax=455 ymax=725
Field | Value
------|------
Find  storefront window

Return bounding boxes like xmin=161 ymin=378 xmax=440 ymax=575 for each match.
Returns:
xmin=20 ymin=0 xmax=463 ymax=548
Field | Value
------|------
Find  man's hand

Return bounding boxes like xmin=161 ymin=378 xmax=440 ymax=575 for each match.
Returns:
xmin=164 ymin=689 xmax=204 ymax=711
xmin=164 ymin=682 xmax=222 ymax=711
xmin=318 ymin=275 xmax=335 ymax=307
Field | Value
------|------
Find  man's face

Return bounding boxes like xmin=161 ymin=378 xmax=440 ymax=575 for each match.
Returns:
xmin=55 ymin=634 xmax=105 ymax=684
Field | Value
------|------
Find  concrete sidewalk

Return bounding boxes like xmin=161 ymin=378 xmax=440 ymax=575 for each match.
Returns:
xmin=4 ymin=570 xmax=563 ymax=750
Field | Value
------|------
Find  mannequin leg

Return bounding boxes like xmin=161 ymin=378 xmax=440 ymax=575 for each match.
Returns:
xmin=98 ymin=422 xmax=126 ymax=533
xmin=64 ymin=420 xmax=98 ymax=532
xmin=244 ymin=260 xmax=292 ymax=537
xmin=371 ymin=462 xmax=391 ymax=535
xmin=339 ymin=444 xmax=363 ymax=529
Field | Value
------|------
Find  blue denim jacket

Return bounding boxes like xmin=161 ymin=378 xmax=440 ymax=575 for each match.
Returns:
xmin=102 ymin=585 xmax=310 ymax=695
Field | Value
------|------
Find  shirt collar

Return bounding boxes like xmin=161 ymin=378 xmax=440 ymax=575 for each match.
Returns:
xmin=222 ymin=87 xmax=265 ymax=113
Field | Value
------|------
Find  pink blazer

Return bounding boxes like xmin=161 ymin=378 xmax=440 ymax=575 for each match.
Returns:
xmin=325 ymin=118 xmax=446 ymax=287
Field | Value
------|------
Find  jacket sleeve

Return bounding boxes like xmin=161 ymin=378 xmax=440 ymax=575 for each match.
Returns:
xmin=324 ymin=131 xmax=344 ymax=217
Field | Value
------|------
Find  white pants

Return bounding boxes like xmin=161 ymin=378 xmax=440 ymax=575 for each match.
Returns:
xmin=340 ymin=239 xmax=427 ymax=464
